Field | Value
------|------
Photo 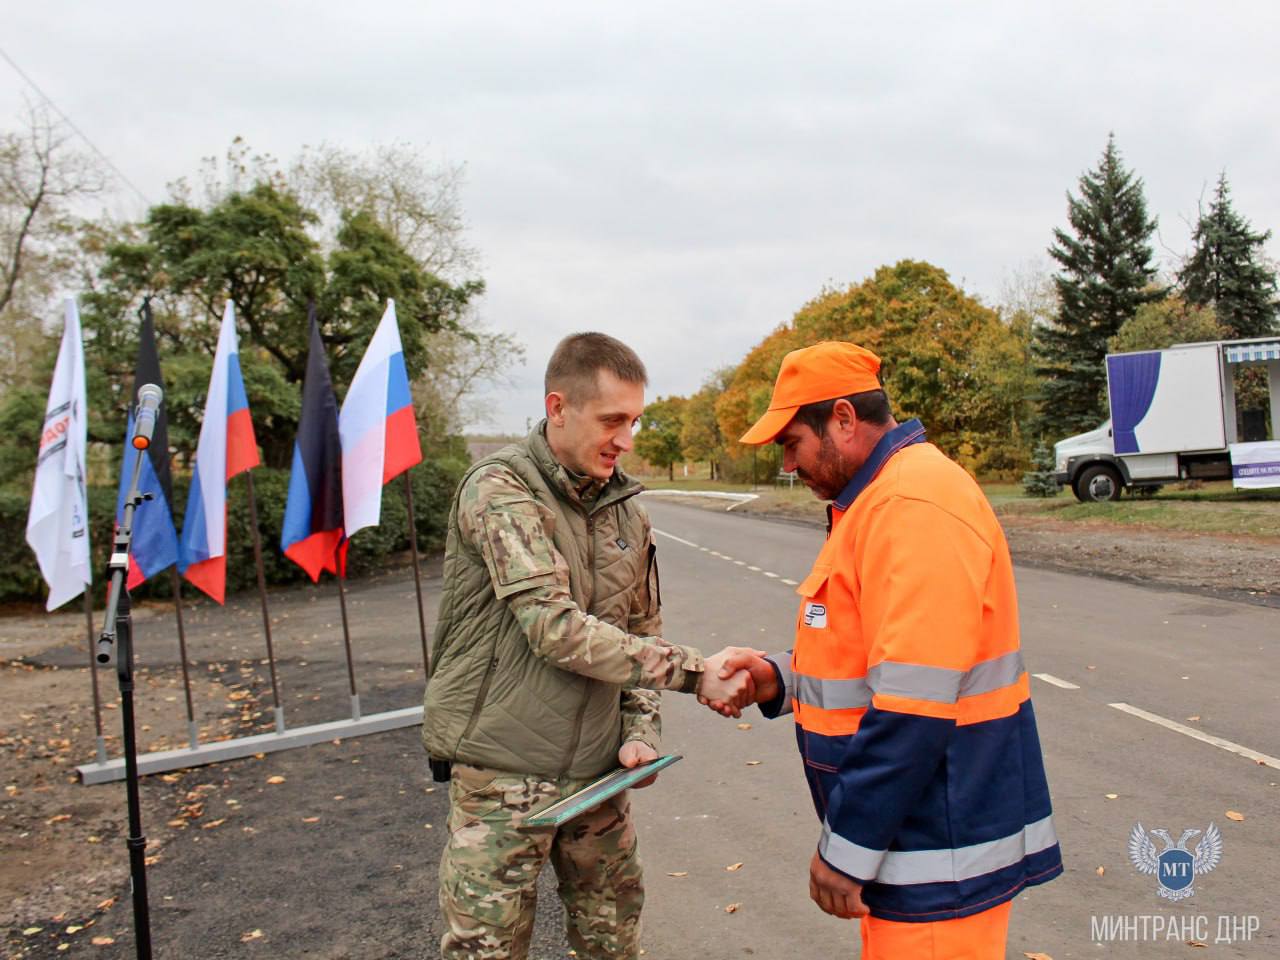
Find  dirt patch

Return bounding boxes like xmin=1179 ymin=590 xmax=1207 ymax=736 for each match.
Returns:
xmin=1 ymin=561 xmax=438 ymax=957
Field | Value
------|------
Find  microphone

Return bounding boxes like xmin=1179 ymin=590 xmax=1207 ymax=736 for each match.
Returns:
xmin=132 ymin=384 xmax=163 ymax=450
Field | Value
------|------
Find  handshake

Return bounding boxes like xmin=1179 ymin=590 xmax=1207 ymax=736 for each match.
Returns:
xmin=695 ymin=647 xmax=778 ymax=718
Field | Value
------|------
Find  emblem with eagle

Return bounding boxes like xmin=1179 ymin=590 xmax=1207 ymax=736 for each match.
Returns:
xmin=1128 ymin=823 xmax=1222 ymax=901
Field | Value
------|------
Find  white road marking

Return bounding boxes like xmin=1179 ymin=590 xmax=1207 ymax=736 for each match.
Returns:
xmin=653 ymin=528 xmax=700 ymax=549
xmin=1109 ymin=702 xmax=1280 ymax=768
xmin=781 ymin=578 xmax=798 ymax=586
xmin=651 ymin=527 xmax=797 ymax=590
xmin=1032 ymin=673 xmax=1080 ymax=690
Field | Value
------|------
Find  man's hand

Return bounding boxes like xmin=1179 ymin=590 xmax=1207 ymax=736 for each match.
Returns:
xmin=697 ymin=647 xmax=764 ymax=715
xmin=700 ymin=649 xmax=778 ymax=717
xmin=809 ymin=850 xmax=867 ymax=919
xmin=618 ymin=739 xmax=659 ymax=789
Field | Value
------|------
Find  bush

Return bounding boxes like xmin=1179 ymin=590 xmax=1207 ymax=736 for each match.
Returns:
xmin=0 ymin=456 xmax=469 ymax=606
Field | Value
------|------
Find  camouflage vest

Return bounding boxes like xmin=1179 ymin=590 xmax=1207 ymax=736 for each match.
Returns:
xmin=422 ymin=423 xmax=652 ymax=779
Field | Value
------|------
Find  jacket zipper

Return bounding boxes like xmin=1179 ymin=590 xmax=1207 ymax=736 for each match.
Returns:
xmin=559 ymin=512 xmax=595 ymax=775
xmin=456 ymin=651 xmax=499 ymax=753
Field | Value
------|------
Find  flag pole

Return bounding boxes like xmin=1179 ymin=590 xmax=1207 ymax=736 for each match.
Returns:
xmin=335 ymin=573 xmax=359 ymax=720
xmin=85 ymin=590 xmax=108 ymax=764
xmin=243 ymin=471 xmax=284 ymax=733
xmin=402 ymin=471 xmax=430 ymax=677
xmin=168 ymin=568 xmax=198 ymax=748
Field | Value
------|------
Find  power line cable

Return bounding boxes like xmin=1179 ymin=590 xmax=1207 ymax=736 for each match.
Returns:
xmin=0 ymin=44 xmax=153 ymax=207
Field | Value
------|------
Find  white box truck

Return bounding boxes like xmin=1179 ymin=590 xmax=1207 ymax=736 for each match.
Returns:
xmin=1053 ymin=337 xmax=1280 ymax=501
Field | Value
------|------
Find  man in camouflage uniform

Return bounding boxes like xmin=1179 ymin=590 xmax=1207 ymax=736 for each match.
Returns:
xmin=423 ymin=332 xmax=753 ymax=959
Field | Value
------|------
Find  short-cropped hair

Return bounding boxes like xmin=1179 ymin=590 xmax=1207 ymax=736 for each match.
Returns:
xmin=545 ymin=332 xmax=648 ymax=403
xmin=790 ymin=390 xmax=893 ymax=437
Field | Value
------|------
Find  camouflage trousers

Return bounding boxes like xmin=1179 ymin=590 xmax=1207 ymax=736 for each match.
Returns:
xmin=438 ymin=763 xmax=644 ymax=960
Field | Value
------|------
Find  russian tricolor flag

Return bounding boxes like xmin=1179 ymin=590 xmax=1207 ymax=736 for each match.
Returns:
xmin=339 ymin=300 xmax=422 ymax=539
xmin=281 ymin=310 xmax=347 ymax=581
xmin=179 ymin=301 xmax=260 ymax=603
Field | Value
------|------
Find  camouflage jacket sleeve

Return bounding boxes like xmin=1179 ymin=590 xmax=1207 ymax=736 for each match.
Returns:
xmin=457 ymin=463 xmax=704 ymax=691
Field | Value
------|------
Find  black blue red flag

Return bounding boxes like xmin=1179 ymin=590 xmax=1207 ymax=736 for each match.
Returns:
xmin=114 ymin=299 xmax=180 ymax=588
xmin=280 ymin=308 xmax=347 ymax=580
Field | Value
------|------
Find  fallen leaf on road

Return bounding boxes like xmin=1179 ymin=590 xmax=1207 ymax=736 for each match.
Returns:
xmin=22 ymin=927 xmax=42 ymax=935
xmin=1186 ymin=715 xmax=1201 ymax=722
xmin=333 ymin=795 xmax=345 ymax=801
xmin=167 ymin=819 xmax=187 ymax=828
xmin=745 ymin=761 xmax=762 ymax=766
xmin=736 ymin=723 xmax=752 ymax=731
xmin=1104 ymin=793 xmax=1118 ymax=800
xmin=240 ymin=929 xmax=264 ymax=942
xmin=423 ymin=823 xmax=434 ymax=830
xmin=1095 ymin=866 xmax=1105 ymax=876
xmin=92 ymin=937 xmax=115 ymax=946
xmin=228 ymin=690 xmax=250 ymax=701
xmin=66 ymin=925 xmax=83 ymax=934
xmin=725 ymin=862 xmax=744 ymax=872
xmin=266 ymin=776 xmax=285 ymax=785
xmin=1023 ymin=953 xmax=1053 ymax=960
xmin=1187 ymin=941 xmax=1207 ymax=948
xmin=667 ymin=871 xmax=688 ymax=878
xmin=1225 ymin=810 xmax=1245 ymax=822
xmin=302 ymin=817 xmax=319 ymax=824
xmin=725 ymin=903 xmax=740 ymax=913
xmin=97 ymin=899 xmax=115 ymax=910
xmin=202 ymin=818 xmax=226 ymax=830
xmin=1086 ymin=665 xmax=1096 ymax=671
xmin=46 ymin=813 xmax=72 ymax=824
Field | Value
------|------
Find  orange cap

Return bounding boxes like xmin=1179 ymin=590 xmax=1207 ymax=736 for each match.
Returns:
xmin=739 ymin=341 xmax=882 ymax=445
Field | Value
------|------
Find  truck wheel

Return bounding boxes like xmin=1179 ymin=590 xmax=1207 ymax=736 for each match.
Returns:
xmin=1075 ymin=464 xmax=1123 ymax=502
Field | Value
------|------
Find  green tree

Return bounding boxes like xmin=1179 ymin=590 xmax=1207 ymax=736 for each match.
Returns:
xmin=1108 ymin=296 xmax=1223 ymax=353
xmin=680 ymin=367 xmax=734 ymax=480
xmin=1035 ymin=135 xmax=1162 ymax=439
xmin=80 ymin=181 xmax=482 ymax=467
xmin=634 ymin=395 xmax=687 ymax=480
xmin=1178 ymin=173 xmax=1278 ymax=339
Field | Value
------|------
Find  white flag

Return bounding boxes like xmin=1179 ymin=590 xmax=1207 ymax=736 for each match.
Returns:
xmin=26 ymin=299 xmax=92 ymax=610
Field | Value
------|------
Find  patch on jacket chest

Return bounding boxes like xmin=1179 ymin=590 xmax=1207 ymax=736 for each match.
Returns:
xmin=803 ymin=601 xmax=828 ymax=628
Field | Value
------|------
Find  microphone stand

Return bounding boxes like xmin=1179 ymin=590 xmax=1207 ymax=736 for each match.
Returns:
xmin=97 ymin=442 xmax=154 ymax=960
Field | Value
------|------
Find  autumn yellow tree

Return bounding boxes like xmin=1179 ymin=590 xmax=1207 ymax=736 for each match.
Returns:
xmin=717 ymin=260 xmax=1035 ymax=477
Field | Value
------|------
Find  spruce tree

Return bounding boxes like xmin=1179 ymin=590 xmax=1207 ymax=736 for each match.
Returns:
xmin=1179 ymin=173 xmax=1278 ymax=339
xmin=1035 ymin=134 xmax=1161 ymax=439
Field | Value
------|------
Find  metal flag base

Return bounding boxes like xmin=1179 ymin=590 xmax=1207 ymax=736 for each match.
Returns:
xmin=76 ymin=706 xmax=423 ymax=786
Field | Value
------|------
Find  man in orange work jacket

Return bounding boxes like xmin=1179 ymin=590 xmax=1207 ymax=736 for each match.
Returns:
xmin=712 ymin=341 xmax=1062 ymax=959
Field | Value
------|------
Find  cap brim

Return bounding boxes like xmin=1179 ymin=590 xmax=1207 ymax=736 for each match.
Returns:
xmin=739 ymin=406 xmax=796 ymax=445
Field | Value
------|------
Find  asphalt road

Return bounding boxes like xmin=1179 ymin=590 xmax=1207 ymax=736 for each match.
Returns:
xmin=37 ymin=498 xmax=1278 ymax=959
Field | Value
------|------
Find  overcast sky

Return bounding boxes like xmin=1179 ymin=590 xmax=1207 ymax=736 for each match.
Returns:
xmin=5 ymin=2 xmax=1279 ymax=433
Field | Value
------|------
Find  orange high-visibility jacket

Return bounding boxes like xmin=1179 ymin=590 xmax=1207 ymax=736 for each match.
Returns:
xmin=761 ymin=420 xmax=1062 ymax=921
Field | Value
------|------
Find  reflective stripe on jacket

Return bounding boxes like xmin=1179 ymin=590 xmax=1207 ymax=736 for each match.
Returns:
xmin=763 ymin=420 xmax=1062 ymax=922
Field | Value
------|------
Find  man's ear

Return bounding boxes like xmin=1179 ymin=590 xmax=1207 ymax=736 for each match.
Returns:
xmin=545 ymin=391 xmax=567 ymax=426
xmin=831 ymin=398 xmax=858 ymax=436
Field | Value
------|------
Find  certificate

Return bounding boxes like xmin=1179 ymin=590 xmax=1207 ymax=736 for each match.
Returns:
xmin=523 ymin=754 xmax=683 ymax=828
